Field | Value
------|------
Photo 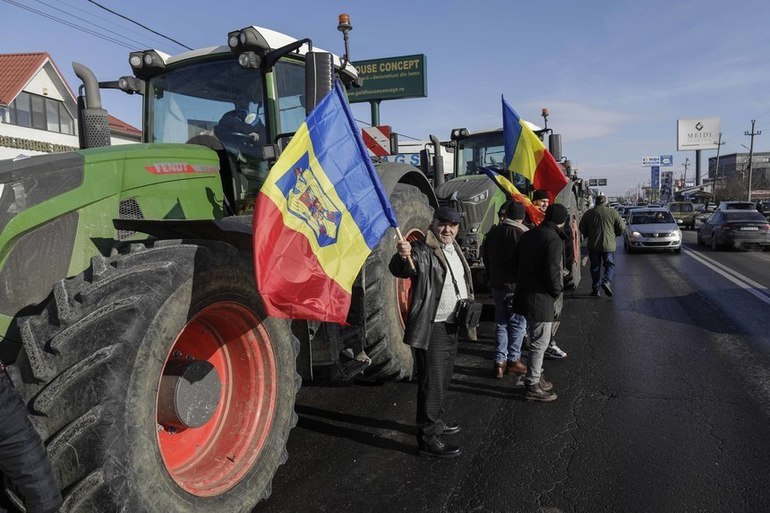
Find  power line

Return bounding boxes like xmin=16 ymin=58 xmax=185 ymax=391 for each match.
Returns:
xmin=86 ymin=0 xmax=192 ymax=50
xmin=2 ymin=0 xmax=136 ymax=49
xmin=31 ymin=0 xmax=150 ymax=50
xmin=50 ymin=0 xmax=174 ymax=49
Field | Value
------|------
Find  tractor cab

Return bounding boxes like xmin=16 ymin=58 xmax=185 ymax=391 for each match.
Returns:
xmin=434 ymin=128 xmax=530 ymax=271
xmin=106 ymin=26 xmax=358 ymax=215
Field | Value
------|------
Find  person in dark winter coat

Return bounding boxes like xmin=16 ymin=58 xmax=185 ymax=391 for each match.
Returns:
xmin=390 ymin=206 xmax=474 ymax=459
xmin=480 ymin=201 xmax=529 ymax=378
xmin=0 ymin=363 xmax=62 ymax=513
xmin=512 ymin=203 xmax=569 ymax=402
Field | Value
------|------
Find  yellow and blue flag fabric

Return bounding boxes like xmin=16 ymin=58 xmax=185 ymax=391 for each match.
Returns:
xmin=253 ymin=81 xmax=397 ymax=323
xmin=503 ymin=96 xmax=568 ymax=203
xmin=481 ymin=167 xmax=544 ymax=225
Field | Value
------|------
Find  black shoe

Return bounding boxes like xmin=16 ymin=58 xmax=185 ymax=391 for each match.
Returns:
xmin=601 ymin=280 xmax=613 ymax=297
xmin=590 ymin=289 xmax=600 ymax=297
xmin=525 ymin=384 xmax=558 ymax=402
xmin=441 ymin=422 xmax=461 ymax=435
xmin=418 ymin=436 xmax=461 ymax=458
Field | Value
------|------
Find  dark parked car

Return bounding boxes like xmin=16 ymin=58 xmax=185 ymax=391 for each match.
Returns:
xmin=717 ymin=201 xmax=757 ymax=211
xmin=697 ymin=210 xmax=770 ymax=250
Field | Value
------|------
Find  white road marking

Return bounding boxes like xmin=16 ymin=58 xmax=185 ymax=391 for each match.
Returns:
xmin=683 ymin=247 xmax=770 ymax=305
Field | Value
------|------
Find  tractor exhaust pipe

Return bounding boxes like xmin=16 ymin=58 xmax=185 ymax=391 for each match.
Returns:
xmin=73 ymin=62 xmax=111 ymax=149
xmin=429 ymin=134 xmax=445 ymax=188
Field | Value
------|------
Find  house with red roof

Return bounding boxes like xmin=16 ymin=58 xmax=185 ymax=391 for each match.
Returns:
xmin=0 ymin=52 xmax=141 ymax=160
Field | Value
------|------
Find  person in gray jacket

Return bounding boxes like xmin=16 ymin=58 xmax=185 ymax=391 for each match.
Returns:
xmin=390 ymin=206 xmax=474 ymax=458
xmin=579 ymin=195 xmax=626 ymax=297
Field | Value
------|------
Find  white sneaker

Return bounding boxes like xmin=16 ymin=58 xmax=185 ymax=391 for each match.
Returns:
xmin=544 ymin=344 xmax=567 ymax=359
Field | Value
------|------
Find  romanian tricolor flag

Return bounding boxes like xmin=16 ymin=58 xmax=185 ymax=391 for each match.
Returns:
xmin=503 ymin=97 xmax=568 ymax=203
xmin=481 ymin=167 xmax=544 ymax=226
xmin=253 ymin=82 xmax=398 ymax=323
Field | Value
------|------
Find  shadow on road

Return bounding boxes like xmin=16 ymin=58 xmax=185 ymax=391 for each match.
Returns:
xmin=294 ymin=404 xmax=417 ymax=455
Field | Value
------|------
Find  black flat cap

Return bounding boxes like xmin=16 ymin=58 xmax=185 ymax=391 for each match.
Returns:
xmin=434 ymin=206 xmax=461 ymax=224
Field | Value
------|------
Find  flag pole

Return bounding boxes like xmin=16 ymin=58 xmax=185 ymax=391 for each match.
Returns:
xmin=395 ymin=226 xmax=416 ymax=271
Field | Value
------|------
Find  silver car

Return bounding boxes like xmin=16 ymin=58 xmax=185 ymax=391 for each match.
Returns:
xmin=623 ymin=208 xmax=682 ymax=254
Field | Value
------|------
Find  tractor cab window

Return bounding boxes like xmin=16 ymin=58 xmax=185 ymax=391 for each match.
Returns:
xmin=148 ymin=59 xmax=266 ymax=169
xmin=455 ymin=132 xmax=529 ymax=191
xmin=273 ymin=60 xmax=306 ymax=144
xmin=457 ymin=133 xmax=507 ymax=177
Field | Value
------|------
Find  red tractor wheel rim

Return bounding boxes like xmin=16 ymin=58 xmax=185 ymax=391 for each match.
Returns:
xmin=157 ymin=302 xmax=276 ymax=496
xmin=395 ymin=228 xmax=425 ymax=328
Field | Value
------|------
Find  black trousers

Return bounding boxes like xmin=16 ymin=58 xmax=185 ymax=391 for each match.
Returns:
xmin=414 ymin=322 xmax=458 ymax=441
xmin=0 ymin=366 xmax=62 ymax=513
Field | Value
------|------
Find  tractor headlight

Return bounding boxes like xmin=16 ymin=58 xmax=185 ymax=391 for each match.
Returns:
xmin=465 ymin=191 xmax=488 ymax=204
xmin=129 ymin=50 xmax=166 ymax=79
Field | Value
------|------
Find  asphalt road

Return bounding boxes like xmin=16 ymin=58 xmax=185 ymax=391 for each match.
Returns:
xmin=254 ymin=232 xmax=770 ymax=513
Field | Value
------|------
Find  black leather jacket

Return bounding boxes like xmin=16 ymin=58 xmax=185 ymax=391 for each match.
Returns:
xmin=389 ymin=231 xmax=474 ymax=350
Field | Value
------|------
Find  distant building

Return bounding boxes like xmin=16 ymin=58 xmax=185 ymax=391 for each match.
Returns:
xmin=0 ymin=52 xmax=140 ymax=160
xmin=708 ymin=152 xmax=770 ymax=200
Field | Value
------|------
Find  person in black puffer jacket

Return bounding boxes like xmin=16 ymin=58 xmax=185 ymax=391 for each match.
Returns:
xmin=512 ymin=203 xmax=569 ymax=402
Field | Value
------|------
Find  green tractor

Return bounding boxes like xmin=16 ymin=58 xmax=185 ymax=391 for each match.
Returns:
xmin=427 ymin=125 xmax=588 ymax=290
xmin=0 ymin=22 xmax=436 ymax=512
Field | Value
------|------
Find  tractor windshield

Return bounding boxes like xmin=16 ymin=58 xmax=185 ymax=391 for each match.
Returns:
xmin=147 ymin=59 xmax=266 ymax=164
xmin=456 ymin=133 xmax=507 ymax=177
xmin=455 ymin=132 xmax=530 ymax=192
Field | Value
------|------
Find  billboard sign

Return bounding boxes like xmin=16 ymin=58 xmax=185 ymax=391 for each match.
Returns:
xmin=650 ymin=166 xmax=660 ymax=189
xmin=642 ymin=156 xmax=660 ymax=167
xmin=677 ymin=118 xmax=721 ymax=150
xmin=660 ymin=155 xmax=673 ymax=166
xmin=349 ymin=54 xmax=427 ymax=103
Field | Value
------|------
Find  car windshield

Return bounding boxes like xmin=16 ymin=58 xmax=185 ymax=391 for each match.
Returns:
xmin=724 ymin=211 xmax=766 ymax=222
xmin=631 ymin=211 xmax=674 ymax=224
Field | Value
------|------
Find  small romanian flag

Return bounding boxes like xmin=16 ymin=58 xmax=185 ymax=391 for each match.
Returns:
xmin=253 ymin=82 xmax=398 ymax=323
xmin=502 ymin=97 xmax=568 ymax=203
xmin=481 ymin=167 xmax=544 ymax=225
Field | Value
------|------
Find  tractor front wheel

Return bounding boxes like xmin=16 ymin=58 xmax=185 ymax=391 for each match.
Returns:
xmin=7 ymin=240 xmax=299 ymax=513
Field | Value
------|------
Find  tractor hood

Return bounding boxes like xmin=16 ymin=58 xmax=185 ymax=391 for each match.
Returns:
xmin=434 ymin=174 xmax=492 ymax=205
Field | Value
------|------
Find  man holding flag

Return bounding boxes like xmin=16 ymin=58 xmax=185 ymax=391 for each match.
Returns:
xmin=390 ymin=206 xmax=473 ymax=459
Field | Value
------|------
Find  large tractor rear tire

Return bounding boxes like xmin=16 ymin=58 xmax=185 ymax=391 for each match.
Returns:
xmin=356 ymin=183 xmax=433 ymax=382
xmin=6 ymin=240 xmax=299 ymax=513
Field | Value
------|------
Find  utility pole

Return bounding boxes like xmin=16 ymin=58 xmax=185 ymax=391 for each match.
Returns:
xmin=744 ymin=120 xmax=762 ymax=202
xmin=713 ymin=132 xmax=725 ymax=203
xmin=681 ymin=157 xmax=690 ymax=194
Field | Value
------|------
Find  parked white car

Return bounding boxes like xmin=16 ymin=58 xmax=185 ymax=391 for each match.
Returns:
xmin=623 ymin=208 xmax=682 ymax=254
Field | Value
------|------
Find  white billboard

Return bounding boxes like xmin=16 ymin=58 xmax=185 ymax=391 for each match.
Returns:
xmin=677 ymin=118 xmax=721 ymax=151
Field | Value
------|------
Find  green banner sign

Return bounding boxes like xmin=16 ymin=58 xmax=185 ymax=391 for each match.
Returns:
xmin=348 ymin=54 xmax=427 ymax=103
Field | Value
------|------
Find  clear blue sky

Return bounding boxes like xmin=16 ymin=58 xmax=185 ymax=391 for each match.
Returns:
xmin=4 ymin=0 xmax=770 ymax=196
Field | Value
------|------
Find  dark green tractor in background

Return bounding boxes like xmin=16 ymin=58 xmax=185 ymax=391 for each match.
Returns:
xmin=424 ymin=124 xmax=588 ymax=292
xmin=0 ymin=22 xmax=436 ymax=513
